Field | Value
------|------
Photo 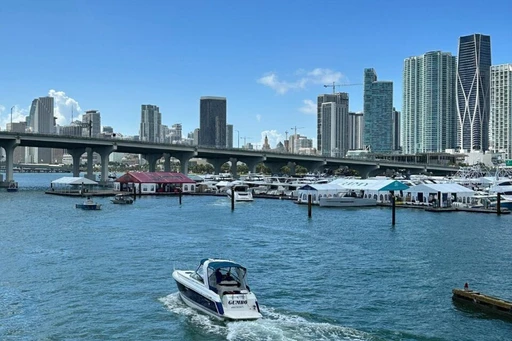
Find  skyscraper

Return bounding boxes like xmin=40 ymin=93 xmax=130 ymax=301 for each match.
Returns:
xmin=348 ymin=112 xmax=364 ymax=150
xmin=402 ymin=51 xmax=457 ymax=154
xmin=456 ymin=33 xmax=491 ymax=151
xmin=317 ymin=93 xmax=349 ymax=156
xmin=27 ymin=96 xmax=55 ymax=163
xmin=226 ymin=124 xmax=233 ymax=148
xmin=82 ymin=110 xmax=102 ymax=138
xmin=489 ymin=64 xmax=512 ymax=158
xmin=140 ymin=105 xmax=161 ymax=143
xmin=199 ymin=97 xmax=226 ymax=148
xmin=363 ymin=68 xmax=394 ymax=153
xmin=318 ymin=93 xmax=349 ymax=157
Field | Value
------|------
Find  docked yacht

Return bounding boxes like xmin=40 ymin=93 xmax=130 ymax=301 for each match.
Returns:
xmin=226 ymin=183 xmax=254 ymax=201
xmin=172 ymin=258 xmax=262 ymax=321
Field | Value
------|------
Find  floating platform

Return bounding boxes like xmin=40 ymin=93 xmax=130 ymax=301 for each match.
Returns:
xmin=452 ymin=288 xmax=512 ymax=317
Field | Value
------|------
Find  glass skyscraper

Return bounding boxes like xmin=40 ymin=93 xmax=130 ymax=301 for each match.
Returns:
xmin=140 ymin=105 xmax=161 ymax=143
xmin=456 ymin=33 xmax=491 ymax=151
xmin=199 ymin=96 xmax=227 ymax=148
xmin=363 ymin=68 xmax=394 ymax=153
xmin=402 ymin=51 xmax=457 ymax=154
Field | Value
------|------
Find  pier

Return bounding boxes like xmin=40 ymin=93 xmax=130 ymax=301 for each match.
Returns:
xmin=452 ymin=287 xmax=512 ymax=318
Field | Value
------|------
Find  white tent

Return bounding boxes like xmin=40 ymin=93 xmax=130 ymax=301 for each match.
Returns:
xmin=51 ymin=177 xmax=98 ymax=185
xmin=403 ymin=183 xmax=474 ymax=206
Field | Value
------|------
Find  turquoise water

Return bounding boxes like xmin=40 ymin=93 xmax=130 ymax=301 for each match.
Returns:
xmin=1 ymin=173 xmax=512 ymax=340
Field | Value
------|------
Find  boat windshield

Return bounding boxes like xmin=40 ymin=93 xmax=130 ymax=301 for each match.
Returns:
xmin=207 ymin=265 xmax=248 ymax=292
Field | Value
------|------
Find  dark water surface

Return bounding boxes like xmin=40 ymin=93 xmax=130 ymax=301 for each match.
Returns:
xmin=1 ymin=173 xmax=512 ymax=340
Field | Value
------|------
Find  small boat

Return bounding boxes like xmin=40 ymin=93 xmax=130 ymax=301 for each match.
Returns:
xmin=172 ymin=258 xmax=262 ymax=321
xmin=226 ymin=183 xmax=254 ymax=202
xmin=111 ymin=193 xmax=134 ymax=205
xmin=319 ymin=191 xmax=377 ymax=207
xmin=75 ymin=197 xmax=102 ymax=210
xmin=7 ymin=181 xmax=19 ymax=192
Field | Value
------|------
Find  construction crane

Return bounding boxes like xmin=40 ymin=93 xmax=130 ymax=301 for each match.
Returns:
xmin=323 ymin=81 xmax=363 ymax=94
xmin=240 ymin=136 xmax=251 ymax=149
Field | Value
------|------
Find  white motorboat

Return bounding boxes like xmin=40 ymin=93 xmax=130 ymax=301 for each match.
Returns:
xmin=226 ymin=183 xmax=254 ymax=202
xmin=172 ymin=258 xmax=262 ymax=321
xmin=319 ymin=191 xmax=377 ymax=207
xmin=75 ymin=197 xmax=102 ymax=210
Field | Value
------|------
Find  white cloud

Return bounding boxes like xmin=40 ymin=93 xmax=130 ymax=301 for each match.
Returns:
xmin=256 ymin=114 xmax=262 ymax=122
xmin=299 ymin=99 xmax=316 ymax=115
xmin=48 ymin=89 xmax=82 ymax=125
xmin=259 ymin=130 xmax=283 ymax=149
xmin=257 ymin=68 xmax=345 ymax=94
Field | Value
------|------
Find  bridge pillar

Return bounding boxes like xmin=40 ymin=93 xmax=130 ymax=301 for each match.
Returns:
xmin=265 ymin=162 xmax=287 ymax=175
xmin=230 ymin=158 xmax=238 ymax=179
xmin=68 ymin=148 xmax=86 ymax=177
xmin=237 ymin=157 xmax=265 ymax=175
xmin=0 ymin=140 xmax=18 ymax=183
xmin=174 ymin=151 xmax=196 ymax=174
xmin=143 ymin=153 xmax=162 ymax=172
xmin=95 ymin=146 xmax=117 ymax=184
xmin=85 ymin=147 xmax=94 ymax=180
xmin=287 ymin=162 xmax=296 ymax=176
xmin=351 ymin=164 xmax=380 ymax=179
xmin=207 ymin=158 xmax=227 ymax=176
xmin=163 ymin=153 xmax=171 ymax=172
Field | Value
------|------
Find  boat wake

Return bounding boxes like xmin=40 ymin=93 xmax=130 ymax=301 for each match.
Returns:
xmin=159 ymin=293 xmax=375 ymax=341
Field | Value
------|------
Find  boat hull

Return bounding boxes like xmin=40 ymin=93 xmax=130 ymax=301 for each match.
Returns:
xmin=75 ymin=204 xmax=102 ymax=210
xmin=172 ymin=270 xmax=261 ymax=321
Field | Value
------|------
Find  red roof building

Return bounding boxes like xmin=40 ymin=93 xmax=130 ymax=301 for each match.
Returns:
xmin=114 ymin=172 xmax=196 ymax=194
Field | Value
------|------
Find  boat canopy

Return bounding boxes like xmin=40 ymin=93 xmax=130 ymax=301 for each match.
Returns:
xmin=196 ymin=258 xmax=249 ymax=291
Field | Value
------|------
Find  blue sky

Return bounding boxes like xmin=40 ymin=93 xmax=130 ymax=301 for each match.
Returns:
xmin=1 ymin=0 xmax=511 ymax=148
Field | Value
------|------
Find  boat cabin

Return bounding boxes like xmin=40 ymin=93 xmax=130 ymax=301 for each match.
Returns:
xmin=194 ymin=259 xmax=250 ymax=296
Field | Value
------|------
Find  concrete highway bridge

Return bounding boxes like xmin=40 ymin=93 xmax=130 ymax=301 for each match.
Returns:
xmin=0 ymin=132 xmax=459 ymax=185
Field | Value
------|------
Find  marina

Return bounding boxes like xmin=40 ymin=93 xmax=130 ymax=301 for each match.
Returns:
xmin=2 ymin=173 xmax=512 ymax=340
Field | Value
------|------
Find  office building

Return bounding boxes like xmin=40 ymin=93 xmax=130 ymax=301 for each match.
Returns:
xmin=490 ymin=64 xmax=512 ymax=158
xmin=456 ymin=33 xmax=492 ymax=151
xmin=348 ymin=112 xmax=364 ymax=151
xmin=402 ymin=51 xmax=457 ymax=154
xmin=319 ymin=93 xmax=349 ymax=157
xmin=363 ymin=68 xmax=394 ymax=153
xmin=199 ymin=96 xmax=226 ymax=148
xmin=27 ymin=96 xmax=55 ymax=163
xmin=82 ymin=110 xmax=102 ymax=138
xmin=226 ymin=124 xmax=233 ymax=148
xmin=140 ymin=105 xmax=161 ymax=143
xmin=317 ymin=93 xmax=350 ymax=156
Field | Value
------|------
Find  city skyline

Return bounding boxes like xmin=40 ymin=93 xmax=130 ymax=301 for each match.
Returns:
xmin=1 ymin=1 xmax=511 ymax=148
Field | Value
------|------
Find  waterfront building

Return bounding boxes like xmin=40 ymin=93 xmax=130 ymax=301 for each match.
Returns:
xmin=27 ymin=96 xmax=55 ymax=163
xmin=171 ymin=123 xmax=182 ymax=144
xmin=140 ymin=105 xmax=161 ymax=143
xmin=402 ymin=51 xmax=457 ymax=154
xmin=363 ymin=68 xmax=394 ymax=153
xmin=226 ymin=124 xmax=233 ymax=148
xmin=317 ymin=93 xmax=349 ymax=155
xmin=456 ymin=33 xmax=492 ymax=152
xmin=348 ymin=111 xmax=364 ymax=151
xmin=262 ymin=135 xmax=270 ymax=150
xmin=489 ymin=64 xmax=512 ymax=158
xmin=199 ymin=96 xmax=226 ymax=148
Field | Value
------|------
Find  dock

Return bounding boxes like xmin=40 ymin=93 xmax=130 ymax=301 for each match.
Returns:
xmin=452 ymin=288 xmax=512 ymax=317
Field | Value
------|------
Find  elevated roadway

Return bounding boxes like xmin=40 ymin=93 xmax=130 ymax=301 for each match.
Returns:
xmin=0 ymin=132 xmax=459 ymax=185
